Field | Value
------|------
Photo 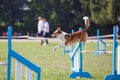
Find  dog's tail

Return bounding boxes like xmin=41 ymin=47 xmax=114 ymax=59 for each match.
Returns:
xmin=83 ymin=16 xmax=90 ymax=31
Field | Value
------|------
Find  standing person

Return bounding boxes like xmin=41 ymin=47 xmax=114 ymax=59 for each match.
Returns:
xmin=37 ymin=16 xmax=44 ymax=45
xmin=43 ymin=18 xmax=50 ymax=46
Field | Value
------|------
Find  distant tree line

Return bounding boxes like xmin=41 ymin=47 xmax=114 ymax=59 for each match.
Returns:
xmin=0 ymin=0 xmax=120 ymax=36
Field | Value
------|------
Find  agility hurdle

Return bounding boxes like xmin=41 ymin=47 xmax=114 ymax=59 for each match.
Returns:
xmin=7 ymin=26 xmax=41 ymax=80
xmin=95 ymin=29 xmax=107 ymax=55
xmin=104 ymin=26 xmax=120 ymax=80
xmin=94 ymin=29 xmax=114 ymax=55
xmin=69 ymin=41 xmax=92 ymax=78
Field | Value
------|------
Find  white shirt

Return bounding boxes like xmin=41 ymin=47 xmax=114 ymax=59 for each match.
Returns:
xmin=38 ymin=20 xmax=44 ymax=32
xmin=44 ymin=21 xmax=49 ymax=33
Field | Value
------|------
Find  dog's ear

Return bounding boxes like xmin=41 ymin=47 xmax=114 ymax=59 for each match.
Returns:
xmin=57 ymin=27 xmax=61 ymax=30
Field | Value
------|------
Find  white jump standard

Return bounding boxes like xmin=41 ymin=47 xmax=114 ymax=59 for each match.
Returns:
xmin=104 ymin=26 xmax=120 ymax=80
xmin=7 ymin=26 xmax=41 ymax=80
xmin=69 ymin=42 xmax=92 ymax=78
xmin=95 ymin=29 xmax=106 ymax=55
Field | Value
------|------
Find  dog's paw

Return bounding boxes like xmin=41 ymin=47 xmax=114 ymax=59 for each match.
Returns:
xmin=52 ymin=48 xmax=56 ymax=52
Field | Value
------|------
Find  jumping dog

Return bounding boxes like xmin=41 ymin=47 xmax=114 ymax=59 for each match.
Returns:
xmin=52 ymin=16 xmax=90 ymax=51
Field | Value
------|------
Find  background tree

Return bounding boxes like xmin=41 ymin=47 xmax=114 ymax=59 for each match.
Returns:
xmin=0 ymin=0 xmax=120 ymax=36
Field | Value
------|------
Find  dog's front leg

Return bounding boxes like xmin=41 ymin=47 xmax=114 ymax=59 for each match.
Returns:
xmin=53 ymin=44 xmax=65 ymax=51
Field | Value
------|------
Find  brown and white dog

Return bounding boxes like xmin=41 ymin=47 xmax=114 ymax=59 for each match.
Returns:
xmin=52 ymin=16 xmax=90 ymax=51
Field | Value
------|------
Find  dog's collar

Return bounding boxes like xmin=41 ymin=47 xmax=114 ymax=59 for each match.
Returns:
xmin=66 ymin=34 xmax=72 ymax=40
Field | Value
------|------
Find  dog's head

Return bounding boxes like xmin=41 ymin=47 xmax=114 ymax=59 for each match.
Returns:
xmin=51 ymin=27 xmax=62 ymax=38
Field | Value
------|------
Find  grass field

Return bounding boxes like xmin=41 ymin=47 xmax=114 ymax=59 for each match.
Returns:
xmin=0 ymin=40 xmax=114 ymax=80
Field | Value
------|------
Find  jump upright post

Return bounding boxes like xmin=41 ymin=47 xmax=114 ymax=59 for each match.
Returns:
xmin=95 ymin=29 xmax=106 ymax=55
xmin=7 ymin=26 xmax=41 ymax=80
xmin=104 ymin=26 xmax=120 ymax=80
xmin=69 ymin=42 xmax=91 ymax=78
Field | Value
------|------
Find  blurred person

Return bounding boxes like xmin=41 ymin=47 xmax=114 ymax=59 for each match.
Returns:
xmin=43 ymin=18 xmax=50 ymax=46
xmin=37 ymin=16 xmax=44 ymax=45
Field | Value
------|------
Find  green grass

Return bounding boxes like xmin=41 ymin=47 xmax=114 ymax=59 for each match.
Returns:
xmin=0 ymin=41 xmax=113 ymax=80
